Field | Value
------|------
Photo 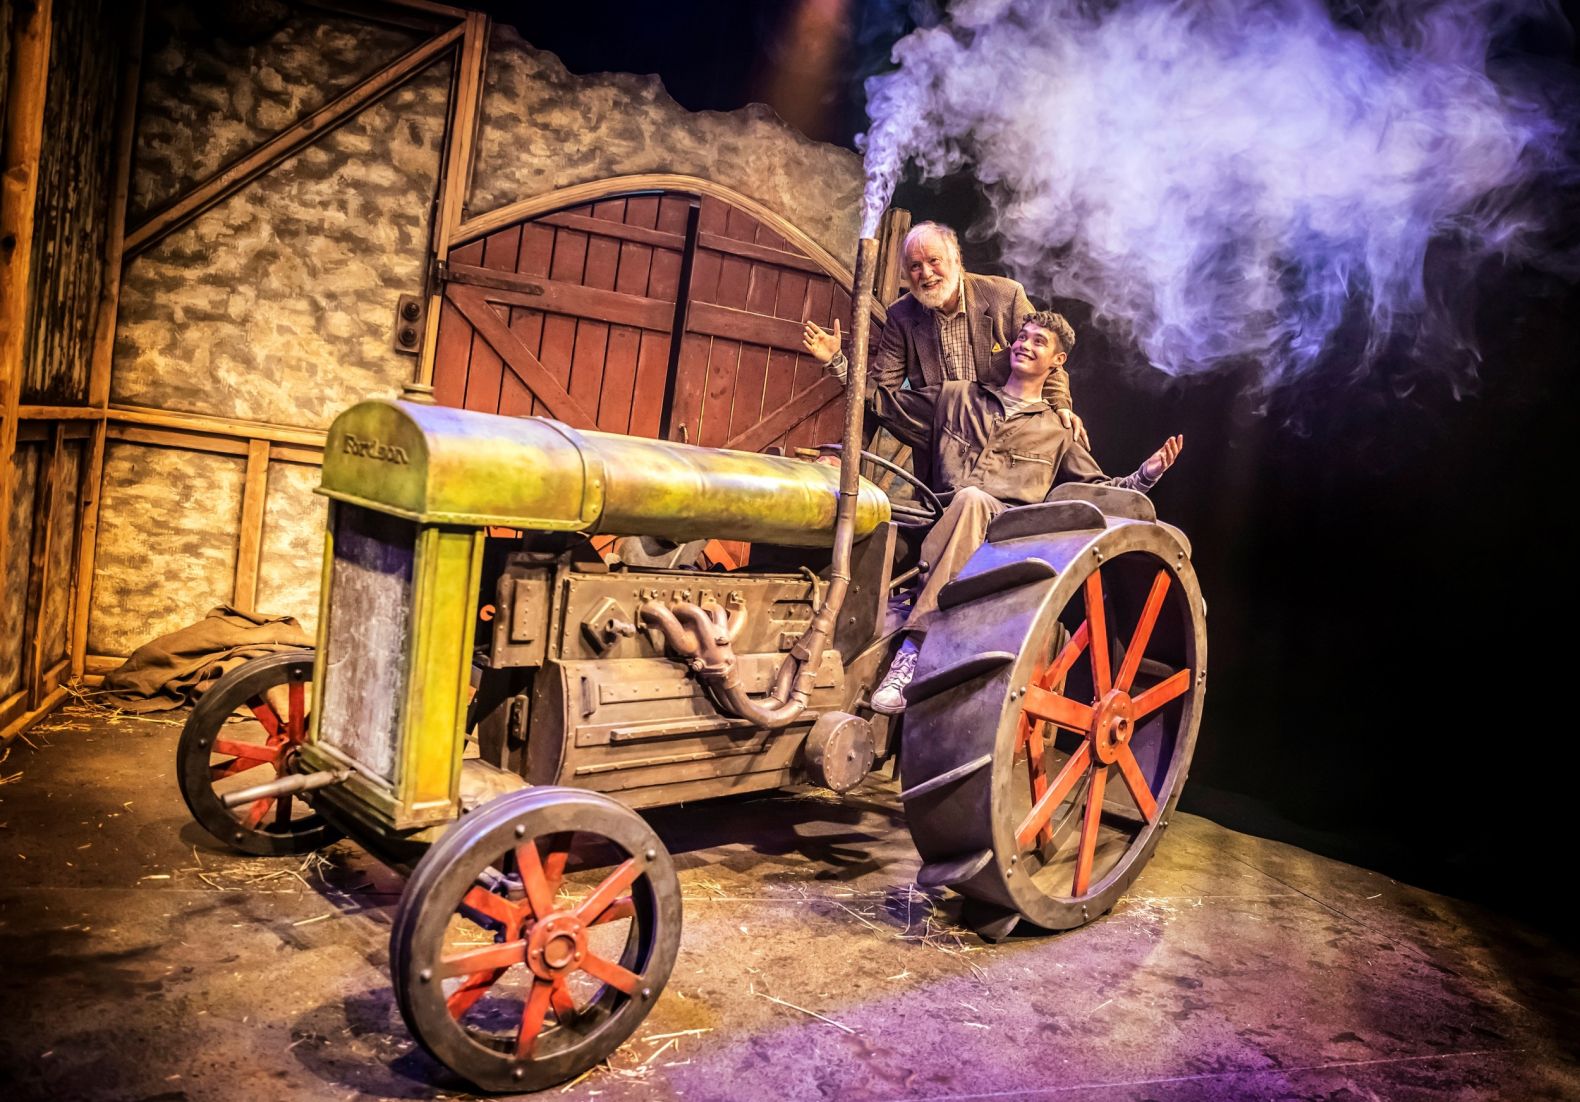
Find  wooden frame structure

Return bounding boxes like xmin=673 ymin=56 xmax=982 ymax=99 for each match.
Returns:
xmin=1 ymin=0 xmax=884 ymax=747
xmin=1 ymin=0 xmax=484 ymax=743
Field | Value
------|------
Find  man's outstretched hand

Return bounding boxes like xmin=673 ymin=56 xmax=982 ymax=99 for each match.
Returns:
xmin=801 ymin=318 xmax=842 ymax=365
xmin=1059 ymin=408 xmax=1090 ymax=450
xmin=1141 ymin=434 xmax=1184 ymax=482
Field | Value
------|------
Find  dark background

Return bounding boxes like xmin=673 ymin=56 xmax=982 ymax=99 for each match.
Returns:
xmin=489 ymin=0 xmax=1580 ymax=935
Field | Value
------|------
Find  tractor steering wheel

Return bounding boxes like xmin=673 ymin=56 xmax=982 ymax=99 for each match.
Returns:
xmin=817 ymin=444 xmax=943 ymax=529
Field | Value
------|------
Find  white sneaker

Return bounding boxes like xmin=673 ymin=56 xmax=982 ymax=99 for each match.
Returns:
xmin=871 ymin=640 xmax=920 ymax=715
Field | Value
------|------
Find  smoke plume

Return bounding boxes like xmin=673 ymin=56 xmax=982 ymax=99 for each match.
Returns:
xmin=859 ymin=0 xmax=1577 ymax=386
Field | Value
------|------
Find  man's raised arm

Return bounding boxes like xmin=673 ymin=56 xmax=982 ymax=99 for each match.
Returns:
xmin=801 ymin=319 xmax=935 ymax=450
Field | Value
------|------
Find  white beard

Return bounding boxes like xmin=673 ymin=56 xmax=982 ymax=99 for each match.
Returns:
xmin=912 ymin=272 xmax=961 ymax=312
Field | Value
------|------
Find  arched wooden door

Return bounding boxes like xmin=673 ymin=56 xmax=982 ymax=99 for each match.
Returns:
xmin=431 ymin=188 xmax=868 ymax=456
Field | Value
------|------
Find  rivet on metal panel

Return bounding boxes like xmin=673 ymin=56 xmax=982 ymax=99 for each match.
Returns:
xmin=515 ymin=824 xmax=526 ymax=838
xmin=420 ymin=968 xmax=432 ymax=982
xmin=641 ymin=987 xmax=653 ymax=999
xmin=644 ymin=848 xmax=656 ymax=860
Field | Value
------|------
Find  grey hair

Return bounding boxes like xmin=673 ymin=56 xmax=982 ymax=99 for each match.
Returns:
xmin=902 ymin=221 xmax=961 ymax=262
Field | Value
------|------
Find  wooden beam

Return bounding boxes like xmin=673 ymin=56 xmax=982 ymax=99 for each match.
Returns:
xmin=453 ymin=174 xmax=882 ymax=323
xmin=697 ymin=230 xmax=827 ymax=277
xmin=106 ymin=423 xmax=252 ymax=457
xmin=233 ymin=439 xmax=271 ymax=612
xmin=0 ymin=0 xmax=55 ymax=649
xmin=722 ymin=376 xmax=844 ymax=454
xmin=417 ymin=9 xmax=490 ymax=389
xmin=446 ymin=285 xmax=597 ymax=427
xmin=123 ymin=22 xmax=464 ymax=260
xmin=17 ymin=405 xmax=107 ymax=420
xmin=107 ymin=404 xmax=328 ymax=447
xmin=689 ymin=300 xmax=813 ymax=355
xmin=23 ymin=425 xmax=65 ymax=707
xmin=0 ymin=684 xmax=70 ymax=748
xmin=446 ymin=264 xmax=676 ymax=332
xmin=73 ymin=1 xmax=144 ymax=681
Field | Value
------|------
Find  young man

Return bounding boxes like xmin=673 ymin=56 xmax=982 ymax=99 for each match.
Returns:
xmin=813 ymin=310 xmax=1183 ymax=714
xmin=804 ymin=222 xmax=1089 ymax=449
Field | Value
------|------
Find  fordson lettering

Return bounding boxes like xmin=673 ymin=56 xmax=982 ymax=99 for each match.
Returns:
xmin=342 ymin=433 xmax=410 ymax=465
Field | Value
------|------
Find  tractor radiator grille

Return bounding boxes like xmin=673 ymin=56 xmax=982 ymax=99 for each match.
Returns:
xmin=317 ymin=505 xmax=415 ymax=782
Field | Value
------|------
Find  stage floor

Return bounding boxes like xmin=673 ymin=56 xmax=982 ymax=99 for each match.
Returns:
xmin=2 ymin=705 xmax=1576 ymax=1101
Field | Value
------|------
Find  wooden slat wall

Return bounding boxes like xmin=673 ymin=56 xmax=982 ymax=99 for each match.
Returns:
xmin=436 ymin=195 xmax=692 ymax=437
xmin=671 ymin=195 xmax=860 ymax=455
xmin=434 ymin=189 xmax=878 ymax=461
xmin=20 ymin=0 xmax=122 ymax=404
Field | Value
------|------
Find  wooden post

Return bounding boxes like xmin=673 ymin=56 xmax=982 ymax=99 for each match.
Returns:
xmin=23 ymin=424 xmax=64 ymax=706
xmin=233 ymin=439 xmax=271 ymax=612
xmin=873 ymin=206 xmax=913 ymax=306
xmin=0 ymin=0 xmax=54 ymax=627
xmin=417 ymin=9 xmax=490 ymax=389
xmin=72 ymin=1 xmax=144 ymax=679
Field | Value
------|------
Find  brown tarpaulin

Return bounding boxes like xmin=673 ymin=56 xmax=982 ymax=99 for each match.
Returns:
xmin=97 ymin=606 xmax=312 ymax=713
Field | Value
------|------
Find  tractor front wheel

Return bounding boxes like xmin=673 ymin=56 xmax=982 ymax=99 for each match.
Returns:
xmin=390 ymin=787 xmax=682 ymax=1093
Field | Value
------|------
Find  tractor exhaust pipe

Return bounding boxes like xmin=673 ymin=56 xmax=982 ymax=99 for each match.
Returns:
xmin=640 ymin=237 xmax=880 ymax=728
xmin=781 ymin=235 xmax=879 ymax=693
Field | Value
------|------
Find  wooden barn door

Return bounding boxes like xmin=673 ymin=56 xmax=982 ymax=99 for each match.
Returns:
xmin=430 ymin=189 xmax=865 ymax=454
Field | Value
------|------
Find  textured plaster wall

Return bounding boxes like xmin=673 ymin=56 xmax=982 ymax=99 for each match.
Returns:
xmin=95 ymin=8 xmax=450 ymax=653
xmin=471 ymin=26 xmax=865 ymax=263
xmin=129 ymin=8 xmax=423 ymax=220
xmin=88 ymin=444 xmax=243 ymax=657
xmin=37 ymin=445 xmax=85 ymax=670
xmin=112 ymin=56 xmax=451 ymax=429
xmin=254 ymin=460 xmax=328 ymax=632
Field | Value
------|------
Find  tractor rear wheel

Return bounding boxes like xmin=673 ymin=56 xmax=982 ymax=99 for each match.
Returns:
xmin=901 ymin=521 xmax=1206 ymax=936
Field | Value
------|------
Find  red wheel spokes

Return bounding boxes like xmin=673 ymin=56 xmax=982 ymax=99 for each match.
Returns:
xmin=439 ymin=852 xmax=646 ymax=1034
xmin=1022 ymin=685 xmax=1095 ymax=732
xmin=1084 ymin=573 xmax=1112 ymax=697
xmin=437 ymin=940 xmax=530 ymax=979
xmin=516 ymin=977 xmax=555 ymax=1057
xmin=1072 ymin=764 xmax=1108 ymax=895
xmin=245 ymin=697 xmax=282 ymax=738
xmin=1132 ymin=668 xmax=1191 ymax=718
xmin=578 ymin=951 xmax=641 ymax=995
xmin=575 ymin=860 xmax=640 ymax=924
xmin=211 ymin=738 xmax=282 ymax=766
xmin=1115 ymin=571 xmax=1171 ymax=693
xmin=1013 ymin=564 xmax=1192 ymax=891
xmin=1015 ymin=743 xmax=1093 ymax=850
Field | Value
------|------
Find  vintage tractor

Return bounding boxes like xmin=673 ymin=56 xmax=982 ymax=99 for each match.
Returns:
xmin=174 ymin=240 xmax=1206 ymax=1092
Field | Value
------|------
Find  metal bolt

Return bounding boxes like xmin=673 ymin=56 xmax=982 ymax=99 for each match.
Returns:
xmin=514 ymin=1066 xmax=525 ymax=1081
xmin=575 ymin=950 xmax=583 ymax=961
xmin=419 ymin=968 xmax=432 ymax=983
xmin=1081 ymin=905 xmax=1089 ymax=920
xmin=198 ymin=738 xmax=209 ymax=749
xmin=515 ymin=824 xmax=526 ymax=838
xmin=644 ymin=848 xmax=656 ymax=861
xmin=641 ymin=987 xmax=652 ymax=1000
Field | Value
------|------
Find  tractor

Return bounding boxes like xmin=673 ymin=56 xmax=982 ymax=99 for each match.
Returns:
xmin=174 ymin=240 xmax=1206 ymax=1092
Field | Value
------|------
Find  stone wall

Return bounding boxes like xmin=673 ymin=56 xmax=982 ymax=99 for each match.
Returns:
xmin=470 ymin=25 xmax=865 ymax=263
xmin=90 ymin=7 xmax=868 ymax=654
xmin=92 ymin=5 xmax=453 ymax=650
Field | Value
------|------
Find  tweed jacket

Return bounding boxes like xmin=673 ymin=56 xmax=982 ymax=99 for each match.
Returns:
xmin=874 ymin=272 xmax=1073 ymax=412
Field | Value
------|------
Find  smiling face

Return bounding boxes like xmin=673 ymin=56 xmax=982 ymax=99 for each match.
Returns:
xmin=904 ymin=229 xmax=963 ymax=311
xmin=1009 ymin=320 xmax=1068 ymax=385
